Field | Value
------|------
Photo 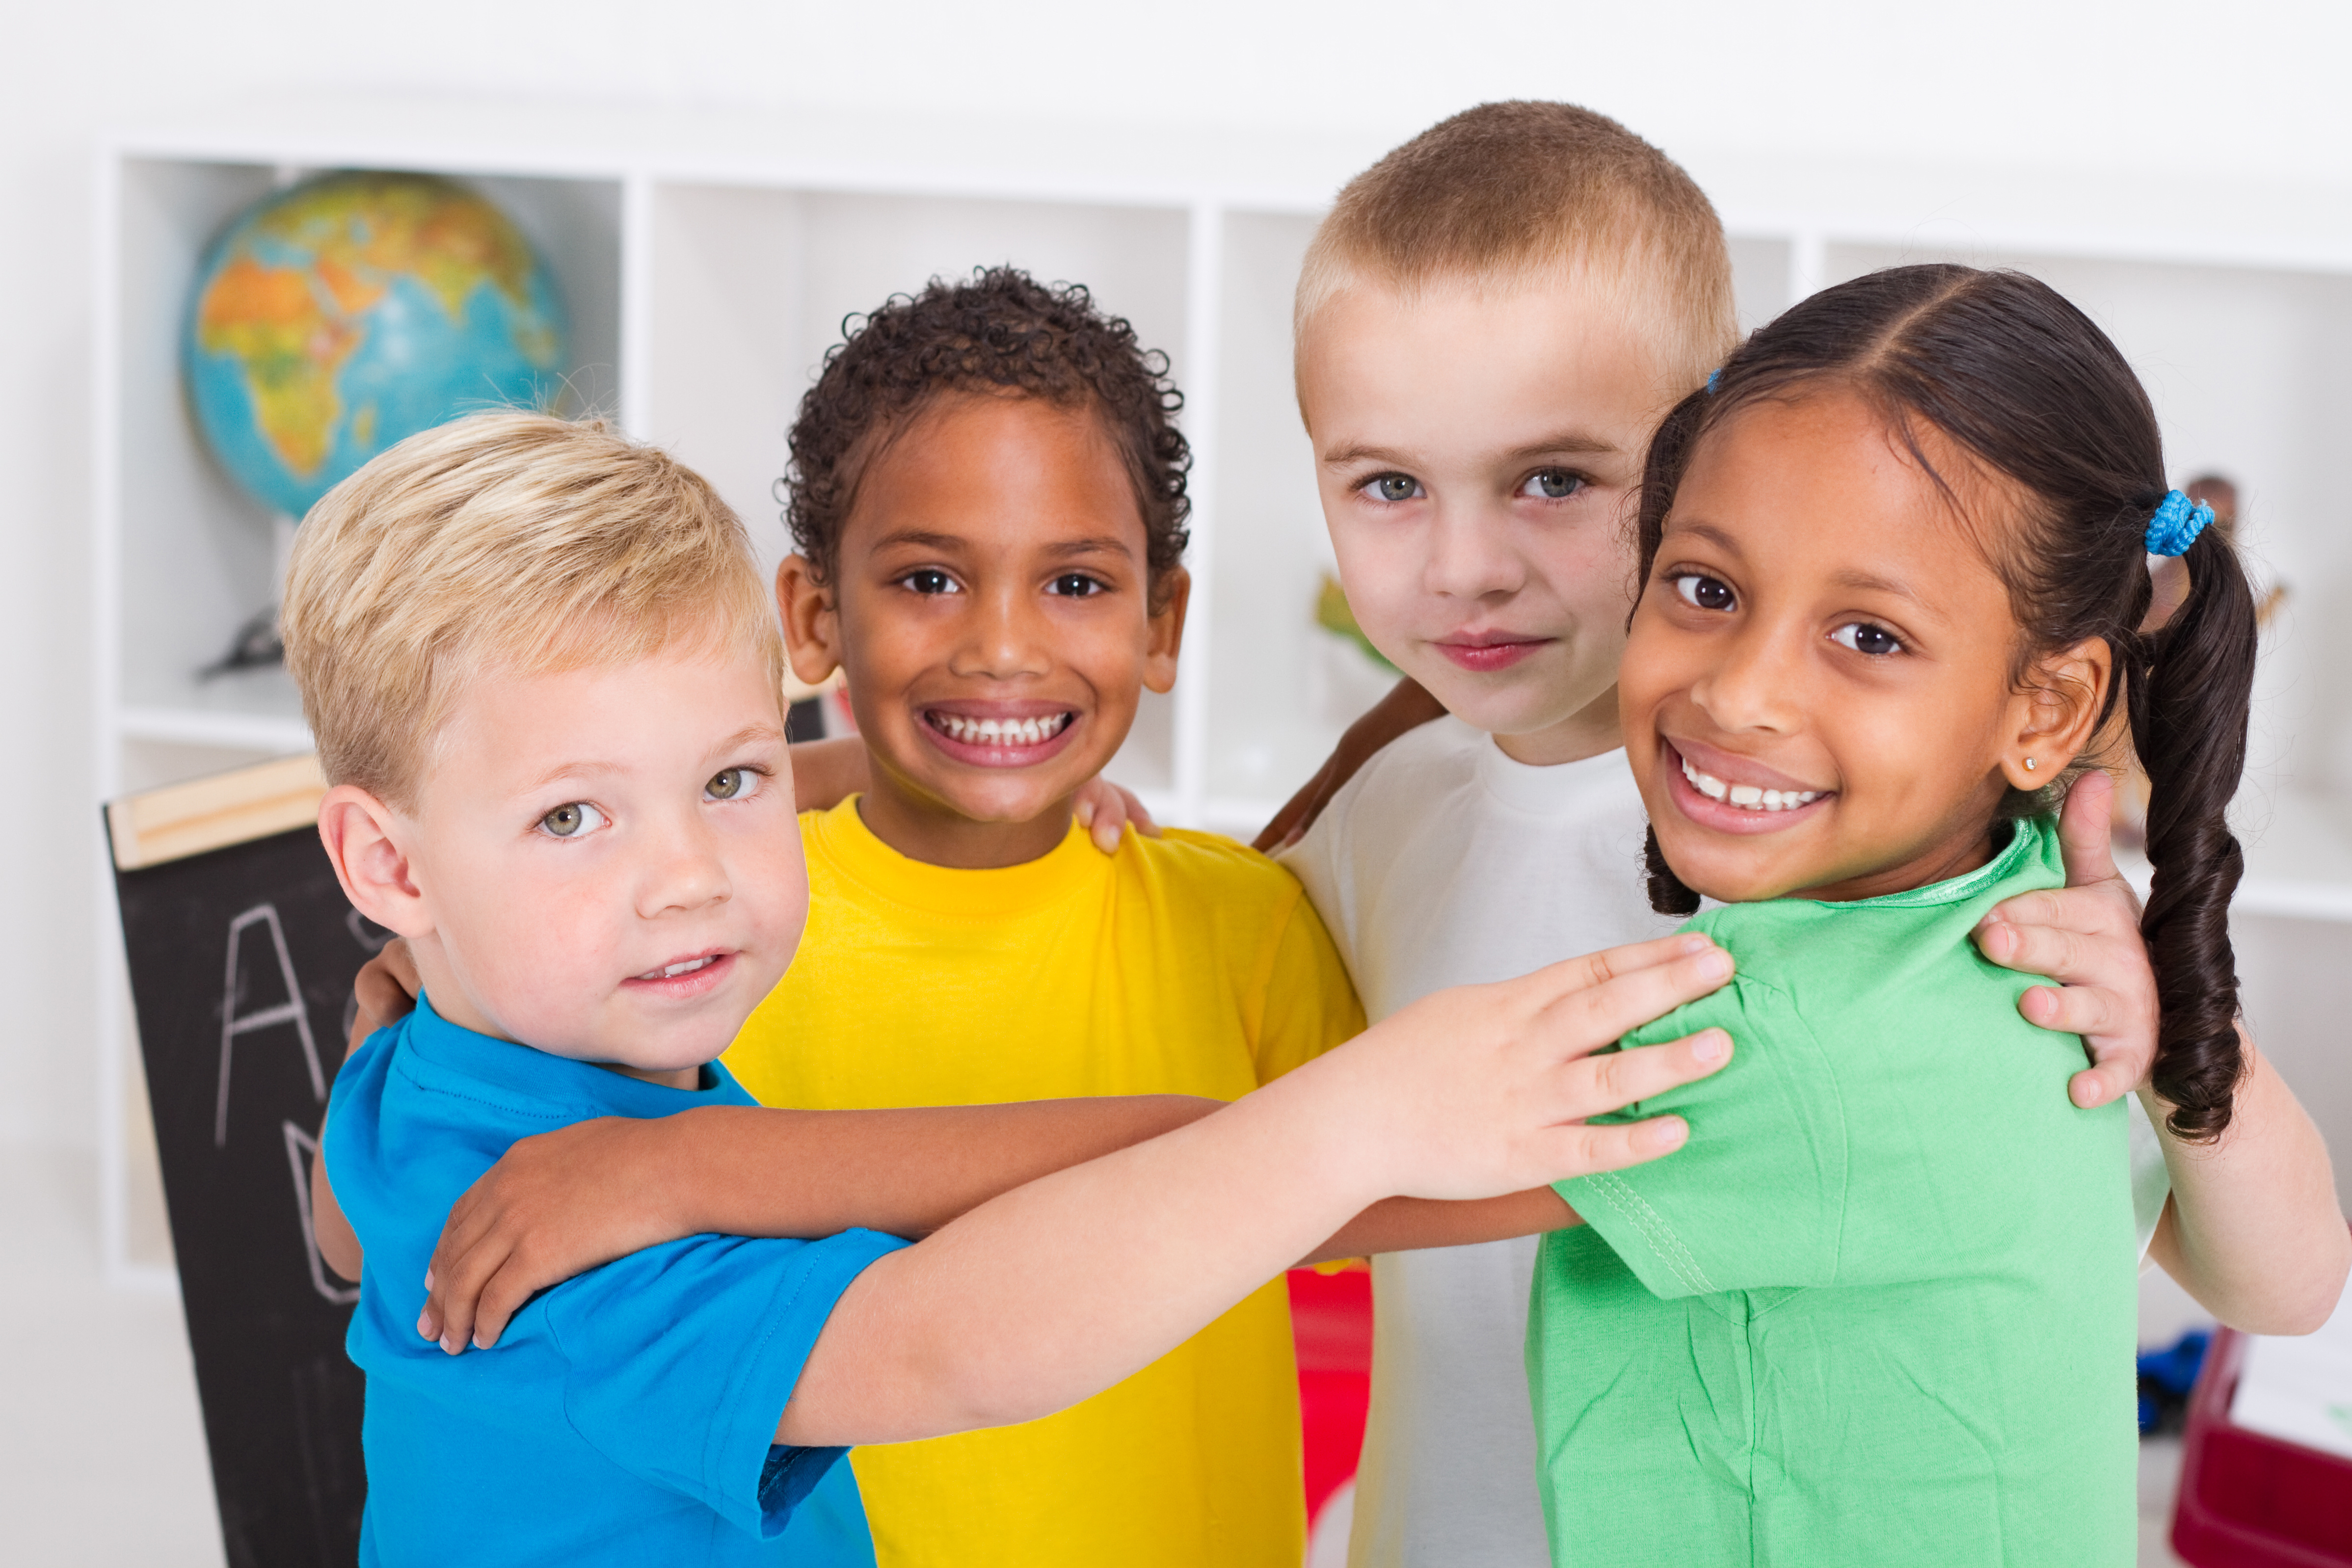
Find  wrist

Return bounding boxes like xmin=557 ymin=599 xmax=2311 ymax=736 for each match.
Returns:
xmin=659 ymin=1106 xmax=732 ymax=1235
xmin=1246 ymin=1050 xmax=1395 ymax=1216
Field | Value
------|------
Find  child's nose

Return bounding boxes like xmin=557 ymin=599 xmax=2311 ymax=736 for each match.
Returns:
xmin=640 ymin=819 xmax=731 ymax=916
xmin=1692 ymin=625 xmax=1803 ymax=733
xmin=1421 ymin=504 xmax=1524 ymax=600
xmin=951 ymin=586 xmax=1052 ymax=679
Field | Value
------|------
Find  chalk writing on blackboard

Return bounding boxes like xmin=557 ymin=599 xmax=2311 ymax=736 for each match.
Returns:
xmin=280 ymin=1120 xmax=359 ymax=1306
xmin=217 ymin=902 xmax=325 ymax=1147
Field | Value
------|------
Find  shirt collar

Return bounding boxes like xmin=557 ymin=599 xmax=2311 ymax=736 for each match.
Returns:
xmin=402 ymin=991 xmax=738 ymax=1116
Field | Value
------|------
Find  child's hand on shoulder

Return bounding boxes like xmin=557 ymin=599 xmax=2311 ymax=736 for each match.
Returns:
xmin=1315 ymin=932 xmax=1737 ymax=1201
xmin=1072 ymin=776 xmax=1159 ymax=854
xmin=420 ymin=1113 xmax=706 ymax=1354
xmin=1973 ymin=771 xmax=2158 ymax=1109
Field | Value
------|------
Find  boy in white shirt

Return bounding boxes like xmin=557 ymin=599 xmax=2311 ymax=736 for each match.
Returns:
xmin=1274 ymin=101 xmax=2347 ymax=1568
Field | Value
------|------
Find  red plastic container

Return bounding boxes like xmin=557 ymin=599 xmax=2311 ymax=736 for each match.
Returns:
xmin=2173 ymin=1327 xmax=2352 ymax=1566
xmin=1289 ymin=1266 xmax=1374 ymax=1528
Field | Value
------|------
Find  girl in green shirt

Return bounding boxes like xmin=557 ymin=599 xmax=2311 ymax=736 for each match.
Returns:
xmin=1529 ymin=264 xmax=2268 ymax=1566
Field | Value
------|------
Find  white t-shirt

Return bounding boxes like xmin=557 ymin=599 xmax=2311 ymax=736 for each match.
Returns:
xmin=1282 ymin=717 xmax=2173 ymax=1568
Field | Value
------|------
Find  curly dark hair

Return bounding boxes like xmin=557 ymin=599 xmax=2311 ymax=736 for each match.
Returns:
xmin=783 ymin=267 xmax=1190 ymax=601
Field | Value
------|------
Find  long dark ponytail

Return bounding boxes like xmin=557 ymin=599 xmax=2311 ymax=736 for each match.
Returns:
xmin=1634 ymin=265 xmax=2257 ymax=1139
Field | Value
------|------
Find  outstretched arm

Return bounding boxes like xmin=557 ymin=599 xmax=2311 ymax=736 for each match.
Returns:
xmin=779 ymin=932 xmax=1735 ymax=1445
xmin=1975 ymin=771 xmax=2350 ymax=1333
xmin=421 ymin=1095 xmax=1223 ymax=1352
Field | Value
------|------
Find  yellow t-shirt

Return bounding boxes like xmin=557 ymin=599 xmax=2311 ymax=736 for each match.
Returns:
xmin=723 ymin=800 xmax=1366 ymax=1568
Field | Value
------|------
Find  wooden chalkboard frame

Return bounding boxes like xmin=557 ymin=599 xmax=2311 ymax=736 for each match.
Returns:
xmin=108 ymin=754 xmax=379 ymax=1568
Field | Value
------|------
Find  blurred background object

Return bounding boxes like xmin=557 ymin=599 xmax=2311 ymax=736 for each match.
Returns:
xmin=182 ymin=170 xmax=570 ymax=675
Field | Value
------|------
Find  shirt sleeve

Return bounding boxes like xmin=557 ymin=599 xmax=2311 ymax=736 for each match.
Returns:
xmin=542 ymin=1226 xmax=909 ymax=1539
xmin=2128 ymin=1094 xmax=2171 ymax=1263
xmin=1556 ymin=974 xmax=1848 ymax=1299
xmin=1250 ymin=879 xmax=1368 ymax=1085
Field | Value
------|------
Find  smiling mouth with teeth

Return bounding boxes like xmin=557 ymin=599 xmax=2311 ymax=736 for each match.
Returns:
xmin=928 ymin=711 xmax=1073 ymax=747
xmin=1680 ymin=753 xmax=1825 ymax=813
xmin=637 ymin=956 xmax=717 ymax=981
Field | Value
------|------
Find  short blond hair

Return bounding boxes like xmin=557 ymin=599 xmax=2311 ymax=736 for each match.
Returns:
xmin=1297 ymin=102 xmax=1737 ymax=399
xmin=283 ymin=412 xmax=783 ymax=806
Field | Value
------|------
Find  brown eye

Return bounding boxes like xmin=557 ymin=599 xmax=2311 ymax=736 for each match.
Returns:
xmin=1831 ymin=622 xmax=1904 ymax=657
xmin=1672 ymin=574 xmax=1736 ymax=612
xmin=706 ymin=768 xmax=751 ymax=800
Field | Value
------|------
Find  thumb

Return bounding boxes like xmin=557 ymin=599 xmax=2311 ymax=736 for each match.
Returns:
xmin=2057 ymin=770 xmax=2121 ymax=889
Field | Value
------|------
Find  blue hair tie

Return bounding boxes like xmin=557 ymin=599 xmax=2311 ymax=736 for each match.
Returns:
xmin=1705 ymin=368 xmax=1722 ymax=395
xmin=2146 ymin=490 xmax=2214 ymax=557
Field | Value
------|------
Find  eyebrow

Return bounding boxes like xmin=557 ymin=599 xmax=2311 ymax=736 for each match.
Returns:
xmin=1322 ymin=430 xmax=1622 ymax=468
xmin=1828 ymin=567 xmax=1927 ymax=605
xmin=870 ymin=529 xmax=1136 ymax=560
xmin=519 ymin=721 xmax=787 ymax=795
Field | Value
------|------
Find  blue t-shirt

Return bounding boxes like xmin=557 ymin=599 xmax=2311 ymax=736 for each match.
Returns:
xmin=326 ymin=995 xmax=909 ymax=1567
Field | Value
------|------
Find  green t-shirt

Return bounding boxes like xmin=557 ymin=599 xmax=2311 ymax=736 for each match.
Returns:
xmin=1528 ymin=814 xmax=2138 ymax=1568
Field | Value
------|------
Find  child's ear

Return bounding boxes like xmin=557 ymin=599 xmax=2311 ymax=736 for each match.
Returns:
xmin=1999 ymin=637 xmax=2113 ymax=792
xmin=776 ymin=554 xmax=844 ymax=689
xmin=317 ymin=785 xmax=433 ymax=940
xmin=1142 ymin=566 xmax=1192 ymax=695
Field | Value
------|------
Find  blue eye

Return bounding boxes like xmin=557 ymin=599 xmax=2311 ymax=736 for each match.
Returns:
xmin=1672 ymin=574 xmax=1736 ymax=612
xmin=538 ymin=800 xmax=609 ymax=839
xmin=1831 ymin=622 xmax=1904 ymax=657
xmin=901 ymin=569 xmax=960 ymax=595
xmin=1363 ymin=473 xmax=1423 ymax=503
xmin=1520 ymin=469 xmax=1586 ymax=501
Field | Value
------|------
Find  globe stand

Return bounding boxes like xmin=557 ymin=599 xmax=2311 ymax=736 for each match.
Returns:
xmin=198 ymin=514 xmax=295 ymax=679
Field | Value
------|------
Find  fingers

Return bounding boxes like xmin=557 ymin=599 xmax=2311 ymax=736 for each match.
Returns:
xmin=2014 ymin=981 xmax=2154 ymax=1106
xmin=347 ymin=939 xmax=421 ymax=1058
xmin=2067 ymin=1058 xmax=2141 ymax=1110
xmin=2056 ymin=771 xmax=2124 ymax=890
xmin=1527 ymin=933 xmax=1733 ymax=1013
xmin=1072 ymin=779 xmax=1163 ymax=854
xmin=2014 ymin=977 xmax=2125 ymax=1038
xmin=1572 ymin=1028 xmax=1732 ymax=1116
xmin=1527 ymin=1114 xmax=1693 ymax=1179
xmin=1973 ymin=917 xmax=2091 ymax=982
xmin=1116 ymin=784 xmax=1161 ymax=839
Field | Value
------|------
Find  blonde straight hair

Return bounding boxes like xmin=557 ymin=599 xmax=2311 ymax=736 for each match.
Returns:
xmin=282 ymin=411 xmax=782 ymax=807
xmin=1296 ymin=102 xmax=1738 ymax=399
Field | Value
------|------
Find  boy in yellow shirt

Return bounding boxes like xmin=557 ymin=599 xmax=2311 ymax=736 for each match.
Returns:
xmin=724 ymin=266 xmax=1363 ymax=1567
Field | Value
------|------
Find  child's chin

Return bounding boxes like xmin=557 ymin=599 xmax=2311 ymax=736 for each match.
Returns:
xmin=1656 ymin=837 xmax=1803 ymax=906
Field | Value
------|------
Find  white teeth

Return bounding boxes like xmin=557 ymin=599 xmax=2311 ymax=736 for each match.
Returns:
xmin=934 ymin=712 xmax=1071 ymax=747
xmin=639 ymin=956 xmax=716 ymax=981
xmin=1680 ymin=754 xmax=1821 ymax=813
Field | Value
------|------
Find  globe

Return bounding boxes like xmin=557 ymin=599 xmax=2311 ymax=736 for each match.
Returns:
xmin=183 ymin=171 xmax=571 ymax=520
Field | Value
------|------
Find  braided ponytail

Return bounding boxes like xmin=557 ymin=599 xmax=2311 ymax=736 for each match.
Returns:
xmin=1631 ymin=266 xmax=2259 ymax=1136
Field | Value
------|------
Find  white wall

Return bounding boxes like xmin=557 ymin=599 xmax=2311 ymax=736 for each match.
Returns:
xmin=11 ymin=0 xmax=2352 ymax=1148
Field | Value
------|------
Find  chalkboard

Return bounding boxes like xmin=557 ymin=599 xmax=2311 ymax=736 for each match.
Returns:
xmin=108 ymin=755 xmax=379 ymax=1568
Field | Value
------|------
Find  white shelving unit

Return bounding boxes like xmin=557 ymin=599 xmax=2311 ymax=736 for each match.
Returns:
xmin=94 ymin=102 xmax=2352 ymax=1281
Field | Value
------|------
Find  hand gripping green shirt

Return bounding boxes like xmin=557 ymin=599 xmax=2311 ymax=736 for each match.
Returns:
xmin=1528 ymin=814 xmax=2137 ymax=1568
